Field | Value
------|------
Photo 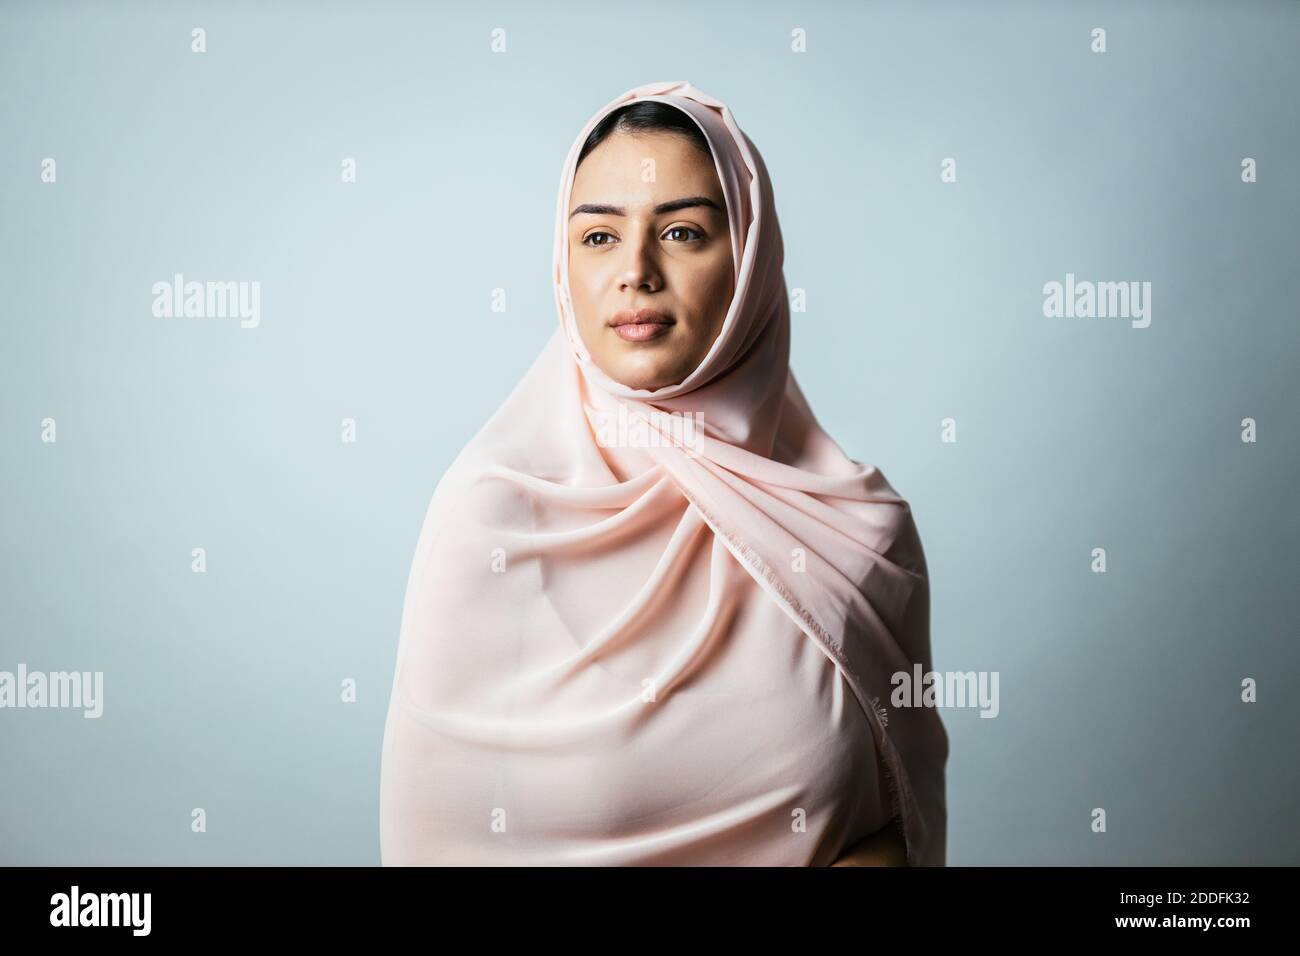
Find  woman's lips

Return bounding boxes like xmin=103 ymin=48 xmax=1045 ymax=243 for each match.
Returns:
xmin=614 ymin=321 xmax=673 ymax=342
xmin=610 ymin=309 xmax=675 ymax=343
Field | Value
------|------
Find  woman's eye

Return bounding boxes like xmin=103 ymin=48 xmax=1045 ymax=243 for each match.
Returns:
xmin=582 ymin=227 xmax=701 ymax=247
xmin=664 ymin=226 xmax=702 ymax=242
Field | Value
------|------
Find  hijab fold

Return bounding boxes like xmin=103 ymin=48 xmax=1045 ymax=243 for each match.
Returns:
xmin=381 ymin=80 xmax=948 ymax=866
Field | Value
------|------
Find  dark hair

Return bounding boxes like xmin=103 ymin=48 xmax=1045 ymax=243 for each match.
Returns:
xmin=576 ymin=100 xmax=712 ymax=169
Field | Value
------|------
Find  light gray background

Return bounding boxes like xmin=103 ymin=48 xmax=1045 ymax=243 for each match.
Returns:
xmin=2 ymin=0 xmax=1296 ymax=865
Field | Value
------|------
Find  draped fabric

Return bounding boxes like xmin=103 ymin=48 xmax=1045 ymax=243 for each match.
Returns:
xmin=379 ymin=80 xmax=948 ymax=865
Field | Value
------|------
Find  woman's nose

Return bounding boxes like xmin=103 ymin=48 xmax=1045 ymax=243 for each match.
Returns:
xmin=618 ymin=234 xmax=662 ymax=293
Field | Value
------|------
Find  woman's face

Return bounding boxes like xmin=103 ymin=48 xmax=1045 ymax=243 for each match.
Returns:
xmin=567 ymin=129 xmax=734 ymax=391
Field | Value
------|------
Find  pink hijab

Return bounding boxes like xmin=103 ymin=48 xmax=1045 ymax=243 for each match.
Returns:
xmin=381 ymin=80 xmax=948 ymax=865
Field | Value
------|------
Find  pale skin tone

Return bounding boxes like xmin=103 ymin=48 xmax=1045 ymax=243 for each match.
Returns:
xmin=567 ymin=127 xmax=908 ymax=867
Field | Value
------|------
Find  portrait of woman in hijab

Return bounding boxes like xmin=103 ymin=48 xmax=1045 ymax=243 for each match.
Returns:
xmin=379 ymin=80 xmax=948 ymax=867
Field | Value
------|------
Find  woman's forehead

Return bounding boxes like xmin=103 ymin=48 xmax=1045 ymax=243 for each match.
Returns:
xmin=576 ymin=128 xmax=715 ymax=177
xmin=570 ymin=133 xmax=723 ymax=205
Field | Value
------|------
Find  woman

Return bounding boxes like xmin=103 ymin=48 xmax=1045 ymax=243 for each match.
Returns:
xmin=379 ymin=80 xmax=948 ymax=866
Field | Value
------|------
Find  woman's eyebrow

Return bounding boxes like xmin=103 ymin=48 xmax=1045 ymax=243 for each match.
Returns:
xmin=569 ymin=196 xmax=723 ymax=219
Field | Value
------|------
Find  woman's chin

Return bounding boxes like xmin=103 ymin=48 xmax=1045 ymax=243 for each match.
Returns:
xmin=603 ymin=354 xmax=691 ymax=391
